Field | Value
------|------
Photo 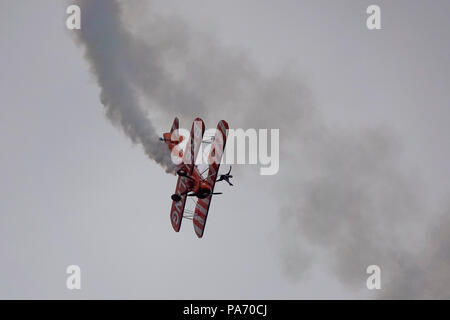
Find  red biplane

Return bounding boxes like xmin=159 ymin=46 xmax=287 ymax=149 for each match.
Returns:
xmin=160 ymin=117 xmax=231 ymax=238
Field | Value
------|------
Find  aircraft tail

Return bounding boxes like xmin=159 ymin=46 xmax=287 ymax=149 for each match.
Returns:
xmin=170 ymin=117 xmax=179 ymax=135
xmin=161 ymin=117 xmax=180 ymax=150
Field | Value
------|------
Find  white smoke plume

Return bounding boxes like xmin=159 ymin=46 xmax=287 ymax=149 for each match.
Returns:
xmin=71 ymin=0 xmax=450 ymax=298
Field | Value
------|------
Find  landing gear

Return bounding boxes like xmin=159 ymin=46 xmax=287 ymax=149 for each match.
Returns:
xmin=196 ymin=187 xmax=212 ymax=199
xmin=171 ymin=189 xmax=222 ymax=202
xmin=171 ymin=188 xmax=189 ymax=202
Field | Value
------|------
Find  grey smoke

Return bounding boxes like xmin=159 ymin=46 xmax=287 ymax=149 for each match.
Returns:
xmin=72 ymin=0 xmax=175 ymax=172
xmin=72 ymin=0 xmax=449 ymax=298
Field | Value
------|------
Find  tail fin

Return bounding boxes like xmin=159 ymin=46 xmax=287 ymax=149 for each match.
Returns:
xmin=162 ymin=117 xmax=181 ymax=151
xmin=170 ymin=117 xmax=179 ymax=135
xmin=169 ymin=117 xmax=180 ymax=141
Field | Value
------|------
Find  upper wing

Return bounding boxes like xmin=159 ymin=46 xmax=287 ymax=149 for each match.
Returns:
xmin=170 ymin=118 xmax=205 ymax=232
xmin=193 ymin=120 xmax=229 ymax=238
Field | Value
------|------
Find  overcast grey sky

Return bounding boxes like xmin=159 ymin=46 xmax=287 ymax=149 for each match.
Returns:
xmin=1 ymin=1 xmax=450 ymax=299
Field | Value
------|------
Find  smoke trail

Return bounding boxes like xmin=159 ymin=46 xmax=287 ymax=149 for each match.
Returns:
xmin=72 ymin=0 xmax=450 ymax=298
xmin=72 ymin=0 xmax=175 ymax=172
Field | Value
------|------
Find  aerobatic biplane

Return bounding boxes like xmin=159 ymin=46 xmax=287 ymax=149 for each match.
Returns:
xmin=160 ymin=117 xmax=231 ymax=238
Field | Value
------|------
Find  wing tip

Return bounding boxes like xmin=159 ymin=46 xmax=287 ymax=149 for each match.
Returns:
xmin=219 ymin=120 xmax=229 ymax=130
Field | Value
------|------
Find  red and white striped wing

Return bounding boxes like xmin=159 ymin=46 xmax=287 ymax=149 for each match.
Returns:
xmin=170 ymin=118 xmax=205 ymax=232
xmin=170 ymin=176 xmax=188 ymax=232
xmin=193 ymin=120 xmax=229 ymax=238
